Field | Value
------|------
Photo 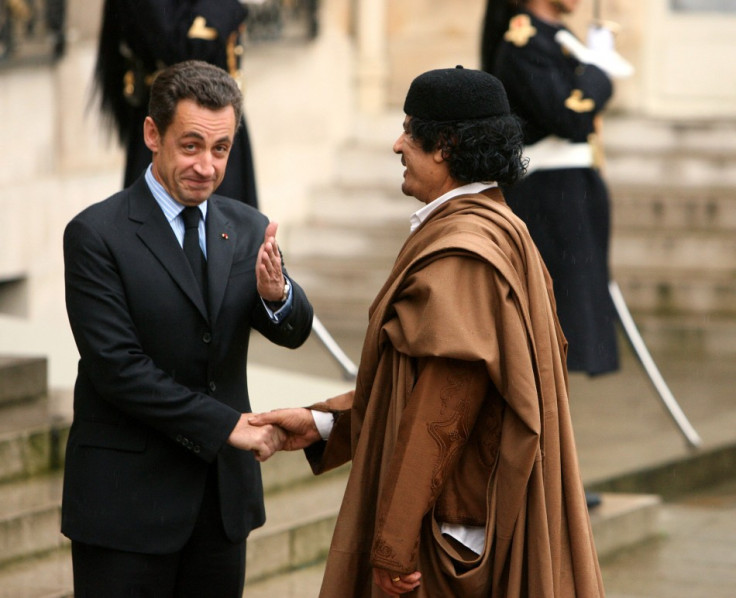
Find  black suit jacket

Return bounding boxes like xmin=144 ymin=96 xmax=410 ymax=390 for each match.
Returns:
xmin=61 ymin=175 xmax=313 ymax=553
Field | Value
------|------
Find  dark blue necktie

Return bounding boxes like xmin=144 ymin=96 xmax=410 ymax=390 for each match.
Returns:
xmin=181 ymin=207 xmax=207 ymax=296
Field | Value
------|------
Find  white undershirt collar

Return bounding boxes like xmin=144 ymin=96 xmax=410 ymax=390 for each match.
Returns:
xmin=409 ymin=182 xmax=498 ymax=233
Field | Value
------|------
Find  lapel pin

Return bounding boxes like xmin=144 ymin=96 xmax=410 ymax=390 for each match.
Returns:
xmin=221 ymin=233 xmax=229 ymax=240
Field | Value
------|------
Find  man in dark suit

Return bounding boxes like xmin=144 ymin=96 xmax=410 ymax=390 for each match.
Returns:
xmin=62 ymin=60 xmax=313 ymax=597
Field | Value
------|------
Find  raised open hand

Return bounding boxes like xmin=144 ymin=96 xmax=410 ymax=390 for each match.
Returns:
xmin=256 ymin=221 xmax=286 ymax=302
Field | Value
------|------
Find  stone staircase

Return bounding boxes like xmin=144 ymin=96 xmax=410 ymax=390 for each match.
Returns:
xmin=0 ymin=356 xmax=71 ymax=598
xmin=605 ymin=117 xmax=736 ymax=356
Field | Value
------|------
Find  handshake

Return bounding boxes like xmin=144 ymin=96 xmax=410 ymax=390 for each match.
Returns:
xmin=226 ymin=408 xmax=323 ymax=462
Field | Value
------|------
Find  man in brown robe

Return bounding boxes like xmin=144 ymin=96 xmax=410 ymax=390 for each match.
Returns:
xmin=251 ymin=66 xmax=605 ymax=597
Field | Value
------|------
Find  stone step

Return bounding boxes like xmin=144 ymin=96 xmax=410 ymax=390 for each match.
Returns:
xmin=0 ymin=473 xmax=66 ymax=569
xmin=302 ymin=185 xmax=413 ymax=228
xmin=606 ymin=147 xmax=736 ymax=188
xmin=260 ymin=448 xmax=330 ymax=494
xmin=242 ymin=561 xmax=325 ymax=598
xmin=0 ymin=462 xmax=346 ymax=593
xmin=246 ymin=467 xmax=349 ymax=584
xmin=619 ymin=313 xmax=736 ymax=357
xmin=612 ymin=269 xmax=736 ymax=317
xmin=0 ymin=357 xmax=47 ymax=407
xmin=0 ymin=399 xmax=69 ymax=484
xmin=603 ymin=117 xmax=736 ymax=156
xmin=589 ymin=493 xmax=662 ymax=559
xmin=604 ymin=118 xmax=736 ymax=189
xmin=285 ymin=221 xmax=406 ymax=263
xmin=288 ymin=262 xmax=393 ymax=309
xmin=588 ymin=439 xmax=736 ymax=501
xmin=0 ymin=549 xmax=73 ymax=598
xmin=331 ymin=139 xmax=404 ymax=190
xmin=611 ymin=185 xmax=736 ymax=232
xmin=613 ymin=229 xmax=736 ymax=272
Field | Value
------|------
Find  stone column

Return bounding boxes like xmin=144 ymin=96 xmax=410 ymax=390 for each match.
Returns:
xmin=355 ymin=0 xmax=388 ymax=114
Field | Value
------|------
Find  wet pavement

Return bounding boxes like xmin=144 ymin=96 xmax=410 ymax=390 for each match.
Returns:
xmin=601 ymin=479 xmax=736 ymax=598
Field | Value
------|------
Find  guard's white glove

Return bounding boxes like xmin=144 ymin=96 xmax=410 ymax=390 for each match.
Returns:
xmin=555 ymin=28 xmax=634 ymax=79
xmin=586 ymin=25 xmax=616 ymax=53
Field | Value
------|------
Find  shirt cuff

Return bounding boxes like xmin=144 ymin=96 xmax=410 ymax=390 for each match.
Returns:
xmin=311 ymin=409 xmax=334 ymax=441
xmin=261 ymin=276 xmax=294 ymax=323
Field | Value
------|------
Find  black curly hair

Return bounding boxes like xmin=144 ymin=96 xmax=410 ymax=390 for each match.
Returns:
xmin=408 ymin=114 xmax=528 ymax=186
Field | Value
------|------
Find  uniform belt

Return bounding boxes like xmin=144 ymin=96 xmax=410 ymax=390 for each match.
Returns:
xmin=523 ymin=136 xmax=594 ymax=173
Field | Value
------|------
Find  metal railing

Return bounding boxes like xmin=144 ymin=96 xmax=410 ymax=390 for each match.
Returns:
xmin=311 ymin=315 xmax=358 ymax=381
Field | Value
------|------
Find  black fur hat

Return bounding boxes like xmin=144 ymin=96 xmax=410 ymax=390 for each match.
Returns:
xmin=403 ymin=65 xmax=510 ymax=121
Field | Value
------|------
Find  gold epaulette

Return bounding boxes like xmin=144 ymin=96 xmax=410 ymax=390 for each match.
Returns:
xmin=564 ymin=90 xmax=595 ymax=113
xmin=504 ymin=14 xmax=537 ymax=48
xmin=188 ymin=16 xmax=218 ymax=41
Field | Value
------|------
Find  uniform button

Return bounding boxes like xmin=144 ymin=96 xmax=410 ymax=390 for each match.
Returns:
xmin=202 ymin=332 xmax=212 ymax=343
xmin=194 ymin=446 xmax=201 ymax=454
xmin=176 ymin=435 xmax=183 ymax=443
xmin=208 ymin=381 xmax=217 ymax=392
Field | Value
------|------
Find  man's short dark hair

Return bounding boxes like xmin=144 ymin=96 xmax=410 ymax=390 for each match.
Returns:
xmin=408 ymin=115 xmax=527 ymax=186
xmin=148 ymin=60 xmax=243 ymax=137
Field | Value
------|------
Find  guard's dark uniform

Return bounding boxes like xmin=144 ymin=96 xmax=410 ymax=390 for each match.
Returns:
xmin=95 ymin=0 xmax=259 ymax=207
xmin=486 ymin=11 xmax=619 ymax=375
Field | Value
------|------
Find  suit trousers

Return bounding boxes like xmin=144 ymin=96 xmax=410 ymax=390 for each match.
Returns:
xmin=71 ymin=465 xmax=246 ymax=598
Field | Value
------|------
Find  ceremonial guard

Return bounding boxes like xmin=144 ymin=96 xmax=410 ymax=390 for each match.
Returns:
xmin=481 ymin=0 xmax=632 ymax=375
xmin=94 ymin=0 xmax=259 ymax=207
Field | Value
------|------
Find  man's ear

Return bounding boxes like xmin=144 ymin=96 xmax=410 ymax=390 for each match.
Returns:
xmin=433 ymin=145 xmax=448 ymax=164
xmin=143 ymin=116 xmax=161 ymax=153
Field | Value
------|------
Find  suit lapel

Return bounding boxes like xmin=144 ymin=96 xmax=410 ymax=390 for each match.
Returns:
xmin=128 ymin=178 xmax=209 ymax=321
xmin=205 ymin=198 xmax=235 ymax=325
